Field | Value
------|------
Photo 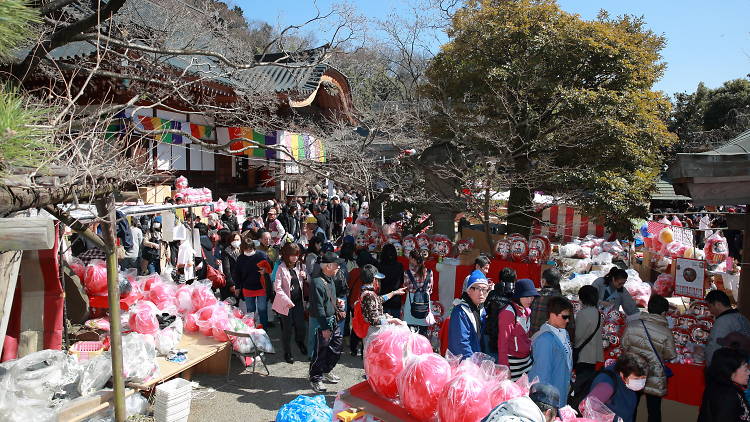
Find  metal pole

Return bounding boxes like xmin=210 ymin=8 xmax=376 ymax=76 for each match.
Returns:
xmin=95 ymin=195 xmax=126 ymax=422
xmin=739 ymin=209 xmax=750 ymax=319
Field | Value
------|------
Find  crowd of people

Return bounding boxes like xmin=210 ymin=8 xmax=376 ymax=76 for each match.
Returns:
xmin=68 ymin=190 xmax=750 ymax=421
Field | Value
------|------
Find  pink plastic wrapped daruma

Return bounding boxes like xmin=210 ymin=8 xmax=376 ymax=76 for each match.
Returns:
xmin=175 ymin=285 xmax=194 ymax=314
xmin=140 ymin=274 xmax=162 ymax=292
xmin=438 ymin=371 xmax=492 ymax=422
xmin=128 ymin=301 xmax=159 ymax=335
xmin=83 ymin=260 xmax=108 ymax=296
xmin=364 ymin=326 xmax=433 ymax=399
xmin=192 ymin=283 xmax=218 ymax=310
xmin=175 ymin=175 xmax=189 ymax=190
xmin=704 ymin=232 xmax=729 ymax=265
xmin=490 ymin=379 xmax=526 ymax=407
xmin=397 ymin=353 xmax=452 ymax=421
xmin=149 ymin=282 xmax=177 ymax=310
xmin=212 ymin=317 xmax=231 ymax=342
xmin=185 ymin=313 xmax=198 ymax=332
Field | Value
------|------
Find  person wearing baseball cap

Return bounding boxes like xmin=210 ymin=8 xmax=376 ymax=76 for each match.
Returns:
xmin=309 ymin=252 xmax=344 ymax=392
xmin=448 ymin=270 xmax=490 ymax=359
xmin=305 ymin=214 xmax=327 ymax=242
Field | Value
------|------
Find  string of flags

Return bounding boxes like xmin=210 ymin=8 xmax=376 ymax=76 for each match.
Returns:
xmin=105 ymin=114 xmax=326 ymax=163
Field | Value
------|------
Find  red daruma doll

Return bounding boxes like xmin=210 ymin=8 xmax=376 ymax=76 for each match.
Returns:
xmin=509 ymin=237 xmax=529 ymax=262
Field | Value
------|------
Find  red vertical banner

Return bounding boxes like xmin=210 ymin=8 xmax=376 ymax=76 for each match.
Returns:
xmin=563 ymin=206 xmax=575 ymax=243
xmin=548 ymin=205 xmax=559 ymax=239
xmin=1 ymin=283 xmax=22 ymax=362
xmin=39 ymin=223 xmax=63 ymax=350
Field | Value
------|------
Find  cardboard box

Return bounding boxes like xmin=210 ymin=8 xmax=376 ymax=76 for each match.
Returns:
xmin=138 ymin=185 xmax=172 ymax=204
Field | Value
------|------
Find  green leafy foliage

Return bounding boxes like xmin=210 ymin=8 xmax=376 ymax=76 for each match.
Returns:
xmin=0 ymin=0 xmax=39 ymax=62
xmin=424 ymin=0 xmax=676 ymax=234
xmin=0 ymin=86 xmax=51 ymax=175
xmin=670 ymin=78 xmax=750 ymax=151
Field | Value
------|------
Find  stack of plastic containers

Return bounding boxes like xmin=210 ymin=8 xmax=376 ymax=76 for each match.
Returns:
xmin=154 ymin=378 xmax=192 ymax=422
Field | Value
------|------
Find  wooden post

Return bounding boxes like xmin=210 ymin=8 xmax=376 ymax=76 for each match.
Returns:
xmin=95 ymin=195 xmax=126 ymax=422
xmin=739 ymin=210 xmax=750 ymax=319
xmin=0 ymin=251 xmax=23 ymax=354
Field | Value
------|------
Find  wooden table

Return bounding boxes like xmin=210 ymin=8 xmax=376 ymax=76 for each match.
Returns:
xmin=57 ymin=388 xmax=137 ymax=422
xmin=128 ymin=333 xmax=231 ymax=391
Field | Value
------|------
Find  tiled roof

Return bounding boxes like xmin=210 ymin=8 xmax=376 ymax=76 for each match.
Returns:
xmin=15 ymin=0 xmax=335 ymax=96
xmin=652 ymin=175 xmax=690 ymax=201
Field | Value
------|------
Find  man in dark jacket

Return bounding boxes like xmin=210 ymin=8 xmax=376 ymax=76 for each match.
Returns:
xmin=316 ymin=204 xmax=331 ymax=239
xmin=484 ymin=266 xmax=515 ymax=358
xmin=705 ymin=289 xmax=750 ymax=364
xmin=221 ymin=208 xmax=239 ymax=232
xmin=309 ymin=252 xmax=344 ymax=392
xmin=330 ymin=196 xmax=345 ymax=239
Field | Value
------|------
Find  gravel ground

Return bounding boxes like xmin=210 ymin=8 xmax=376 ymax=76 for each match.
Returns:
xmin=188 ymin=326 xmax=365 ymax=422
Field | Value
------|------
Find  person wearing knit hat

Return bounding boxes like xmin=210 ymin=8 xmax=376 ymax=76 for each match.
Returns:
xmin=448 ymin=269 xmax=490 ymax=359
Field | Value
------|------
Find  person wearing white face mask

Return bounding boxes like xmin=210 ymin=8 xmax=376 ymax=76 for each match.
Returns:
xmin=581 ymin=353 xmax=648 ymax=422
xmin=221 ymin=231 xmax=242 ymax=300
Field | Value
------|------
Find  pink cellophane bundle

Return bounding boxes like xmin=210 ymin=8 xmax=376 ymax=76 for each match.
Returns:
xmin=663 ymin=241 xmax=688 ymax=259
xmin=437 ymin=371 xmax=492 ymax=422
xmin=185 ymin=313 xmax=198 ymax=332
xmin=579 ymin=396 xmax=617 ymax=422
xmin=140 ymin=274 xmax=162 ymax=292
xmin=175 ymin=175 xmax=189 ymax=190
xmin=397 ymin=353 xmax=452 ymax=421
xmin=191 ymin=282 xmax=218 ymax=310
xmin=128 ymin=301 xmax=159 ymax=335
xmin=148 ymin=281 xmax=177 ymax=310
xmin=83 ymin=259 xmax=108 ymax=296
xmin=490 ymin=379 xmax=526 ymax=407
xmin=704 ymin=232 xmax=729 ymax=265
xmin=364 ymin=325 xmax=433 ymax=399
xmin=212 ymin=317 xmax=231 ymax=342
xmin=175 ymin=285 xmax=194 ymax=314
xmin=558 ymin=405 xmax=578 ymax=422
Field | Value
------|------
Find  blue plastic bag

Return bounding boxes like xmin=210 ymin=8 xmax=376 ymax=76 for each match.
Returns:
xmin=276 ymin=395 xmax=332 ymax=422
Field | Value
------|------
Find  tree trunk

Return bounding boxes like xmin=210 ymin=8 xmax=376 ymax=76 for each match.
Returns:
xmin=507 ymin=185 xmax=533 ymax=237
xmin=484 ymin=174 xmax=492 ymax=249
xmin=432 ymin=207 xmax=457 ymax=239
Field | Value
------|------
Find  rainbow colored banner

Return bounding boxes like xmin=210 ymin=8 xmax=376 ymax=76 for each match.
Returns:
xmin=278 ymin=131 xmax=326 ymax=162
xmin=189 ymin=123 xmax=213 ymax=139
xmin=226 ymin=127 xmax=266 ymax=158
xmin=136 ymin=116 xmax=184 ymax=144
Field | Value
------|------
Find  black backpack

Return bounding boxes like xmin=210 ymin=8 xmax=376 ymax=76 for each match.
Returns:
xmin=406 ymin=270 xmax=430 ymax=319
xmin=485 ymin=290 xmax=514 ymax=353
xmin=569 ymin=368 xmax=618 ymax=410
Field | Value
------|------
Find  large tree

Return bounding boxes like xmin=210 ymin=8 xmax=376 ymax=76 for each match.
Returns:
xmin=424 ymin=0 xmax=676 ymax=235
xmin=670 ymin=78 xmax=750 ymax=152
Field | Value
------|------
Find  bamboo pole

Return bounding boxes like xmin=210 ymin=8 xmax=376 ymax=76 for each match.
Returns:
xmin=95 ymin=195 xmax=126 ymax=422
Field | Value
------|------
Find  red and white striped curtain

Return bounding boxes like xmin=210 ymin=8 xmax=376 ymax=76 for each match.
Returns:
xmin=532 ymin=205 xmax=607 ymax=242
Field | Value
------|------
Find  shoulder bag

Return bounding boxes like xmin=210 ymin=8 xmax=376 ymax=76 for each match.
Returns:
xmin=573 ymin=310 xmax=601 ymax=364
xmin=641 ymin=320 xmax=673 ymax=378
xmin=201 ymin=248 xmax=226 ymax=289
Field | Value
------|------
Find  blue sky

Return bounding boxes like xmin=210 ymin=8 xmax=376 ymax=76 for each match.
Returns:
xmin=235 ymin=0 xmax=750 ymax=96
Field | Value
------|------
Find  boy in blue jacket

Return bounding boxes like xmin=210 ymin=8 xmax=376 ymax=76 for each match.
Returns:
xmin=448 ymin=270 xmax=489 ymax=359
xmin=529 ymin=295 xmax=574 ymax=408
